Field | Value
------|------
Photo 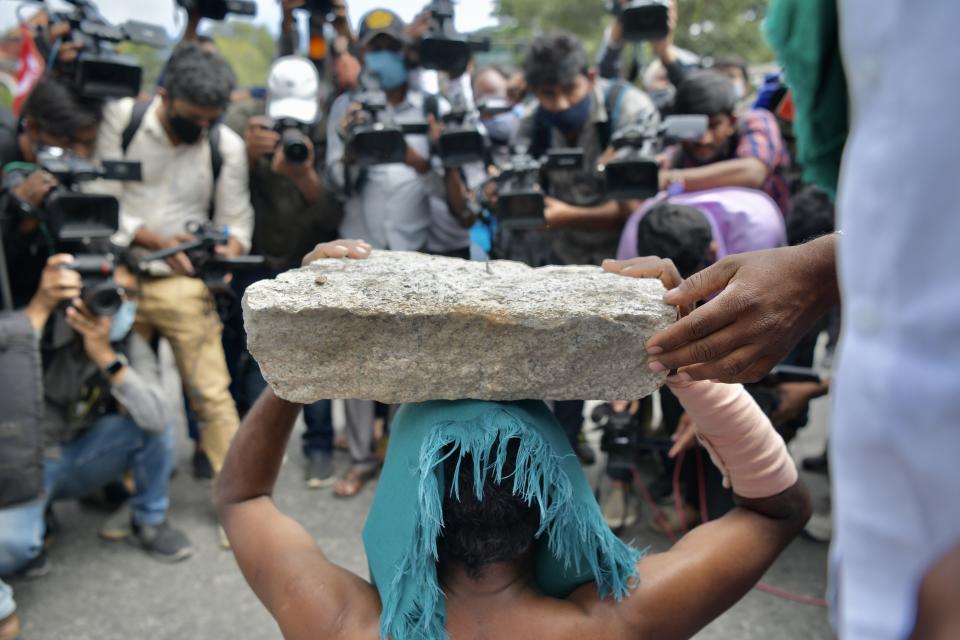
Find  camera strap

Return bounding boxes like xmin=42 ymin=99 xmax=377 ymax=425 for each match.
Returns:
xmin=121 ymin=100 xmax=223 ymax=219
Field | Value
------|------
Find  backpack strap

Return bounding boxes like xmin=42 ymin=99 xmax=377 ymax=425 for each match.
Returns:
xmin=121 ymin=100 xmax=150 ymax=156
xmin=207 ymin=123 xmax=222 ymax=219
xmin=529 ymin=106 xmax=552 ymax=159
xmin=596 ymin=79 xmax=629 ymax=150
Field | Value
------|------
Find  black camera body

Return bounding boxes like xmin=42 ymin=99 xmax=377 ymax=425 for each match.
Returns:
xmin=606 ymin=0 xmax=671 ymax=41
xmin=494 ymin=148 xmax=584 ymax=229
xmin=35 ymin=146 xmax=144 ymax=315
xmin=435 ymin=104 xmax=486 ymax=168
xmin=50 ymin=0 xmax=167 ymax=98
xmin=418 ymin=0 xmax=490 ymax=78
xmin=273 ymin=119 xmax=312 ymax=166
xmin=602 ymin=114 xmax=708 ymax=200
xmin=298 ymin=0 xmax=334 ymax=17
xmin=139 ymin=221 xmax=265 ymax=294
xmin=175 ymin=0 xmax=257 ymax=20
xmin=344 ymin=78 xmax=429 ymax=168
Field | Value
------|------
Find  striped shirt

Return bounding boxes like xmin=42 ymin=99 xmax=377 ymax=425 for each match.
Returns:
xmin=675 ymin=109 xmax=792 ymax=215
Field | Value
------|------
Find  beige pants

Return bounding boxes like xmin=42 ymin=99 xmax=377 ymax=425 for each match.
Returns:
xmin=134 ymin=276 xmax=239 ymax=473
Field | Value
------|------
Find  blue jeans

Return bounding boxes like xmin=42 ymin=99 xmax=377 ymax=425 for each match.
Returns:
xmin=0 ymin=414 xmax=174 ymax=616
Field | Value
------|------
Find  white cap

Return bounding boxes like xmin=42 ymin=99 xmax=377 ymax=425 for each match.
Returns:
xmin=266 ymin=56 xmax=320 ymax=124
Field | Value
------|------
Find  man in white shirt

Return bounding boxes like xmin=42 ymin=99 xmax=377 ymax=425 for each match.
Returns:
xmin=91 ymin=42 xmax=254 ymax=479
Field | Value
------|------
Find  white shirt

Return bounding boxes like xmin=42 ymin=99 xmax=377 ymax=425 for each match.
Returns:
xmin=832 ymin=2 xmax=960 ymax=638
xmin=325 ymin=89 xmax=446 ymax=251
xmin=91 ymin=96 xmax=254 ymax=253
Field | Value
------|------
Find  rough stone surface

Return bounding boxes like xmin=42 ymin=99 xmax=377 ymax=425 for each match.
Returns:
xmin=243 ymin=251 xmax=676 ymax=403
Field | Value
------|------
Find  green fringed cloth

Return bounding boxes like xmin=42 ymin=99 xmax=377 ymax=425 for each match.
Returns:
xmin=362 ymin=400 xmax=643 ymax=640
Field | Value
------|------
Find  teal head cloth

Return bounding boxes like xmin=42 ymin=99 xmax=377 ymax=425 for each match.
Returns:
xmin=362 ymin=399 xmax=643 ymax=640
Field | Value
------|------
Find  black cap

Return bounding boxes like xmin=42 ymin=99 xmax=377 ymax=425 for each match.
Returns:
xmin=357 ymin=9 xmax=407 ymax=48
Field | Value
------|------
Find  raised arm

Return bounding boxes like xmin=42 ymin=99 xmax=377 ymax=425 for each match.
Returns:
xmin=214 ymin=240 xmax=378 ymax=640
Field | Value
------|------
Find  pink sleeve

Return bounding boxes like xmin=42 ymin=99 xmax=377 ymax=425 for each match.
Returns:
xmin=666 ymin=379 xmax=798 ymax=499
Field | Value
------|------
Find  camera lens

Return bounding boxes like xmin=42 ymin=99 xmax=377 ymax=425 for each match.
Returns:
xmin=281 ymin=128 xmax=310 ymax=165
xmin=83 ymin=281 xmax=123 ymax=316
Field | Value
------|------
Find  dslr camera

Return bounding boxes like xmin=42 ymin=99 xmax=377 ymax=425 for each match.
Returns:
xmin=175 ymin=0 xmax=257 ymax=20
xmin=605 ymin=0 xmax=671 ymax=41
xmin=46 ymin=0 xmax=167 ymax=98
xmin=601 ymin=115 xmax=708 ymax=200
xmin=273 ymin=119 xmax=312 ymax=165
xmin=418 ymin=0 xmax=490 ymax=78
xmin=344 ymin=74 xmax=428 ymax=168
xmin=492 ymin=148 xmax=583 ymax=229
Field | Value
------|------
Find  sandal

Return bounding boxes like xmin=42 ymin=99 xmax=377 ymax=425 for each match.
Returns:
xmin=333 ymin=465 xmax=377 ymax=498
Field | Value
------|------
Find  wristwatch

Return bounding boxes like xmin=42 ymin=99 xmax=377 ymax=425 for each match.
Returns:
xmin=101 ymin=354 xmax=129 ymax=377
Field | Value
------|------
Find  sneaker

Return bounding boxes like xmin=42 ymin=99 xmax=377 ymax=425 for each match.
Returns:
xmin=305 ymin=452 xmax=336 ymax=489
xmin=99 ymin=505 xmax=132 ymax=541
xmin=192 ymin=449 xmax=214 ymax=481
xmin=218 ymin=524 xmax=231 ymax=550
xmin=574 ymin=440 xmax=596 ymax=466
xmin=130 ymin=521 xmax=193 ymax=563
xmin=0 ymin=612 xmax=20 ymax=640
xmin=14 ymin=550 xmax=49 ymax=579
xmin=602 ymin=481 xmax=638 ymax=529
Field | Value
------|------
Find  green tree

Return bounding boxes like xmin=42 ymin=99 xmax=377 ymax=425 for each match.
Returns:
xmin=488 ymin=0 xmax=772 ymax=66
xmin=208 ymin=21 xmax=276 ymax=89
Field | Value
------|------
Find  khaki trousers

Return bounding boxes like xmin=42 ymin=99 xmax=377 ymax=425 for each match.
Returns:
xmin=134 ymin=276 xmax=239 ymax=473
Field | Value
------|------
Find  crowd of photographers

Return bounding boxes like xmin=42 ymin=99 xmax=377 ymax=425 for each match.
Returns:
xmin=0 ymin=0 xmax=839 ymax=635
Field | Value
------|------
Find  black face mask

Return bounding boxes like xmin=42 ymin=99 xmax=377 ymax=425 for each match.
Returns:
xmin=168 ymin=111 xmax=204 ymax=144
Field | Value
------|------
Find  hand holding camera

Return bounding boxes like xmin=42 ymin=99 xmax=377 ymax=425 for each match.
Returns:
xmin=12 ymin=170 xmax=59 ymax=209
xmin=64 ymin=299 xmax=115 ymax=367
xmin=23 ymin=254 xmax=81 ymax=332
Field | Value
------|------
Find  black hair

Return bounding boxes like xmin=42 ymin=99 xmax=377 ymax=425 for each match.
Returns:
xmin=21 ymin=79 xmax=102 ymax=137
xmin=713 ymin=55 xmax=749 ymax=84
xmin=161 ymin=41 xmax=236 ymax=108
xmin=786 ymin=185 xmax=835 ymax=246
xmin=673 ymin=70 xmax=737 ymax=117
xmin=438 ymin=439 xmax=540 ymax=579
xmin=523 ymin=32 xmax=588 ymax=89
xmin=637 ymin=203 xmax=714 ymax=278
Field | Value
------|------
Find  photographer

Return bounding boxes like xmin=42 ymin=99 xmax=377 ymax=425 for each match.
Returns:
xmin=0 ymin=253 xmax=190 ymax=635
xmin=324 ymin=8 xmax=460 ymax=497
xmin=660 ymin=70 xmax=792 ymax=215
xmin=514 ymin=32 xmax=659 ymax=264
xmin=223 ymin=55 xmax=343 ymax=487
xmin=0 ymin=80 xmax=101 ymax=308
xmin=89 ymin=42 xmax=252 ymax=484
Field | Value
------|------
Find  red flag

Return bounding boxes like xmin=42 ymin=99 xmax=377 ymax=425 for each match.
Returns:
xmin=13 ymin=24 xmax=46 ymax=116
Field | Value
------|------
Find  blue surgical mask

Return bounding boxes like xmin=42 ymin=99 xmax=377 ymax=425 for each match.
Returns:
xmin=481 ymin=111 xmax=518 ymax=145
xmin=541 ymin=93 xmax=592 ymax=133
xmin=364 ymin=50 xmax=408 ymax=91
xmin=108 ymin=301 xmax=137 ymax=343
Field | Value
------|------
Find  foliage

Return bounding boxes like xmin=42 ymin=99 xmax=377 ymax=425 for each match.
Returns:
xmin=489 ymin=0 xmax=773 ymax=66
xmin=117 ymin=20 xmax=276 ymax=94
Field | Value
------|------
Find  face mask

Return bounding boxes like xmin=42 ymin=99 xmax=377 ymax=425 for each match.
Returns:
xmin=481 ymin=112 xmax=518 ymax=145
xmin=364 ymin=50 xmax=408 ymax=91
xmin=541 ymin=92 xmax=591 ymax=133
xmin=168 ymin=111 xmax=204 ymax=144
xmin=108 ymin=301 xmax=137 ymax=343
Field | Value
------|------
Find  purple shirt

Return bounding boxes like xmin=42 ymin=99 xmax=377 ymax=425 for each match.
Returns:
xmin=616 ymin=187 xmax=787 ymax=261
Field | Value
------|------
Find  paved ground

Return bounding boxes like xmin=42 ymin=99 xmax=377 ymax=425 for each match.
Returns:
xmin=8 ymin=346 xmax=835 ymax=639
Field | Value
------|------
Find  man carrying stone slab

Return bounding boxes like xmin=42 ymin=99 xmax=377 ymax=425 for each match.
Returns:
xmin=217 ymin=240 xmax=811 ymax=640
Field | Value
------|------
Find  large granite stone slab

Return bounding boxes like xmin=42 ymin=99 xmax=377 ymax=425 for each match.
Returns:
xmin=243 ymin=251 xmax=675 ymax=403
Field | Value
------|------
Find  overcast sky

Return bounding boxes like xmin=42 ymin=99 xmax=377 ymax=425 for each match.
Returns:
xmin=0 ymin=0 xmax=497 ymax=39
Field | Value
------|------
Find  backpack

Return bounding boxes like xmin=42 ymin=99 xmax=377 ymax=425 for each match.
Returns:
xmin=528 ymin=79 xmax=630 ymax=159
xmin=121 ymin=100 xmax=222 ymax=216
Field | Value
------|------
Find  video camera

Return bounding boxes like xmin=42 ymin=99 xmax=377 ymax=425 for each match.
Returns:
xmin=47 ymin=0 xmax=167 ymax=99
xmin=35 ymin=147 xmax=144 ymax=316
xmin=344 ymin=73 xmax=428 ymax=168
xmin=295 ymin=0 xmax=335 ymax=17
xmin=601 ymin=115 xmax=708 ymax=200
xmin=418 ymin=0 xmax=490 ymax=78
xmin=491 ymin=147 xmax=584 ymax=229
xmin=605 ymin=0 xmax=671 ymax=42
xmin=139 ymin=222 xmax=265 ymax=293
xmin=175 ymin=0 xmax=257 ymax=21
xmin=432 ymin=97 xmax=513 ymax=168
